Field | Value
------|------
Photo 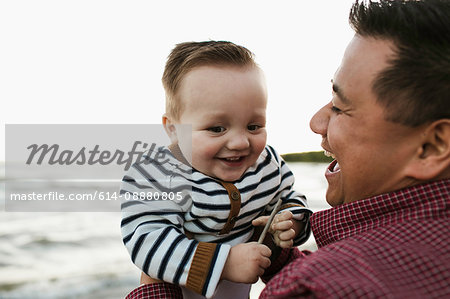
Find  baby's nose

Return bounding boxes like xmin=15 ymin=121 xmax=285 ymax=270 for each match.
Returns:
xmin=226 ymin=134 xmax=250 ymax=150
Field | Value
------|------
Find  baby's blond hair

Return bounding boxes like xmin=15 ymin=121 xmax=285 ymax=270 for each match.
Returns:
xmin=162 ymin=41 xmax=257 ymax=120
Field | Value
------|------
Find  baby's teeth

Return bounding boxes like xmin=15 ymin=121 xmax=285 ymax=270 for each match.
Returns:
xmin=226 ymin=157 xmax=239 ymax=161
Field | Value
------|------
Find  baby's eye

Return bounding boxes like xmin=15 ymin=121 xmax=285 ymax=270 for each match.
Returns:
xmin=247 ymin=124 xmax=261 ymax=131
xmin=207 ymin=126 xmax=226 ymax=133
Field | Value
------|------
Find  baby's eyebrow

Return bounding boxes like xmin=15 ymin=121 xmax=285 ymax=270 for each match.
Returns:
xmin=331 ymin=79 xmax=351 ymax=105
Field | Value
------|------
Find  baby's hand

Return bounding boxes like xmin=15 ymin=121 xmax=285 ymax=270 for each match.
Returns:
xmin=221 ymin=242 xmax=271 ymax=284
xmin=253 ymin=210 xmax=304 ymax=248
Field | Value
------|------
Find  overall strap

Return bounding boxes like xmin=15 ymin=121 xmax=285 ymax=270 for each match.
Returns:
xmin=218 ymin=181 xmax=241 ymax=235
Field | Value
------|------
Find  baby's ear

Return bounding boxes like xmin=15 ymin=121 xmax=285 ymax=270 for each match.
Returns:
xmin=406 ymin=119 xmax=450 ymax=180
xmin=162 ymin=114 xmax=178 ymax=144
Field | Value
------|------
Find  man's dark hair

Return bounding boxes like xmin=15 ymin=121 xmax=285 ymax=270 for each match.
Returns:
xmin=350 ymin=0 xmax=450 ymax=126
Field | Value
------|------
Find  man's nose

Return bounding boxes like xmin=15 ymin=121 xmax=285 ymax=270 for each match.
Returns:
xmin=310 ymin=103 xmax=330 ymax=136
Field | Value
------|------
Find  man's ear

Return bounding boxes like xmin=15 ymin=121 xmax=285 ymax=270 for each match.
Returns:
xmin=162 ymin=114 xmax=178 ymax=144
xmin=407 ymin=119 xmax=450 ymax=180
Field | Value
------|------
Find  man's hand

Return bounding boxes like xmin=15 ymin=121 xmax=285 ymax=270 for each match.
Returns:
xmin=221 ymin=242 xmax=271 ymax=283
xmin=253 ymin=210 xmax=304 ymax=248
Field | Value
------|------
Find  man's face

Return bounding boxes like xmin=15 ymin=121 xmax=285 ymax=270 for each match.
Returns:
xmin=310 ymin=35 xmax=422 ymax=207
xmin=173 ymin=65 xmax=267 ymax=182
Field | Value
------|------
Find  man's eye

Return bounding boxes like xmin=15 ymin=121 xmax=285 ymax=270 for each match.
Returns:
xmin=247 ymin=125 xmax=260 ymax=131
xmin=331 ymin=106 xmax=342 ymax=113
xmin=208 ymin=126 xmax=225 ymax=133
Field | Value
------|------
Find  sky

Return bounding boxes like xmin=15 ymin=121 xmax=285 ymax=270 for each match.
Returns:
xmin=0 ymin=0 xmax=356 ymax=160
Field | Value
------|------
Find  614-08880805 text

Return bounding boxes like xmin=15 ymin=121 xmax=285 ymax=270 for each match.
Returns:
xmin=9 ymin=191 xmax=183 ymax=201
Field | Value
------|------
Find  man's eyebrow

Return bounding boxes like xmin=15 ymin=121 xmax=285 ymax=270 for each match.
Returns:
xmin=331 ymin=79 xmax=350 ymax=104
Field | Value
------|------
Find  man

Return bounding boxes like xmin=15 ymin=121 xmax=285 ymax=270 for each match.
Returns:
xmin=260 ymin=0 xmax=449 ymax=298
xmin=125 ymin=0 xmax=449 ymax=298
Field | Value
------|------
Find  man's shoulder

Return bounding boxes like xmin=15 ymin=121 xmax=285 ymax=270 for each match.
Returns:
xmin=263 ymin=220 xmax=449 ymax=298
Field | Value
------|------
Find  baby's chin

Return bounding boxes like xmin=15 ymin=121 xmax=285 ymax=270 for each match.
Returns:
xmin=217 ymin=174 xmax=244 ymax=183
xmin=202 ymin=169 xmax=237 ymax=182
xmin=192 ymin=161 xmax=249 ymax=183
xmin=210 ymin=169 xmax=247 ymax=183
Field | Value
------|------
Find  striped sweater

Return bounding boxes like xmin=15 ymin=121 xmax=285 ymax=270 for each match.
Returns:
xmin=120 ymin=144 xmax=312 ymax=298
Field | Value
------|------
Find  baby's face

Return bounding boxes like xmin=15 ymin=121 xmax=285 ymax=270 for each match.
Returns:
xmin=175 ymin=65 xmax=267 ymax=182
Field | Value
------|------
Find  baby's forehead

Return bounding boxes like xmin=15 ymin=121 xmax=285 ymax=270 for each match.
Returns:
xmin=175 ymin=64 xmax=267 ymax=115
xmin=180 ymin=65 xmax=266 ymax=88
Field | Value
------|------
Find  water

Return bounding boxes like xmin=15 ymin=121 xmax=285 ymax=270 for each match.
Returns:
xmin=0 ymin=162 xmax=331 ymax=298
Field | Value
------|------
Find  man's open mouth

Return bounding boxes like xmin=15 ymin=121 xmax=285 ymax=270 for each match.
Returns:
xmin=324 ymin=150 xmax=340 ymax=173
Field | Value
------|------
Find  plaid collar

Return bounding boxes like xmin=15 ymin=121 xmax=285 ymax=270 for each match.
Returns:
xmin=311 ymin=179 xmax=450 ymax=248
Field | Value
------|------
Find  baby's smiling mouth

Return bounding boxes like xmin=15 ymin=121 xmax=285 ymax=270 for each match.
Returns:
xmin=217 ymin=156 xmax=248 ymax=167
xmin=219 ymin=156 xmax=244 ymax=162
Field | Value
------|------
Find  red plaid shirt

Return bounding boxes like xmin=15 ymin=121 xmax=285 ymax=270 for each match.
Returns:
xmin=125 ymin=282 xmax=183 ymax=299
xmin=260 ymin=179 xmax=450 ymax=299
xmin=124 ymin=179 xmax=449 ymax=298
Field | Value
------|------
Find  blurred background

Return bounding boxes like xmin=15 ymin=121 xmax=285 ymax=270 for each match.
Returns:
xmin=0 ymin=0 xmax=356 ymax=297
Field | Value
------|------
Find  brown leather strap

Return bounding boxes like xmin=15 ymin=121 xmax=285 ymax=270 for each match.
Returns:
xmin=218 ymin=181 xmax=241 ymax=235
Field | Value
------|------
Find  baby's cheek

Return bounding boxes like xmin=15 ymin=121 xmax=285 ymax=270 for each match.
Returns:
xmin=201 ymin=145 xmax=221 ymax=159
xmin=191 ymin=144 xmax=219 ymax=166
xmin=254 ymin=139 xmax=266 ymax=156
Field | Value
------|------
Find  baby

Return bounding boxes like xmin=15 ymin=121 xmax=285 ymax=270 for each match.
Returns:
xmin=121 ymin=41 xmax=312 ymax=298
